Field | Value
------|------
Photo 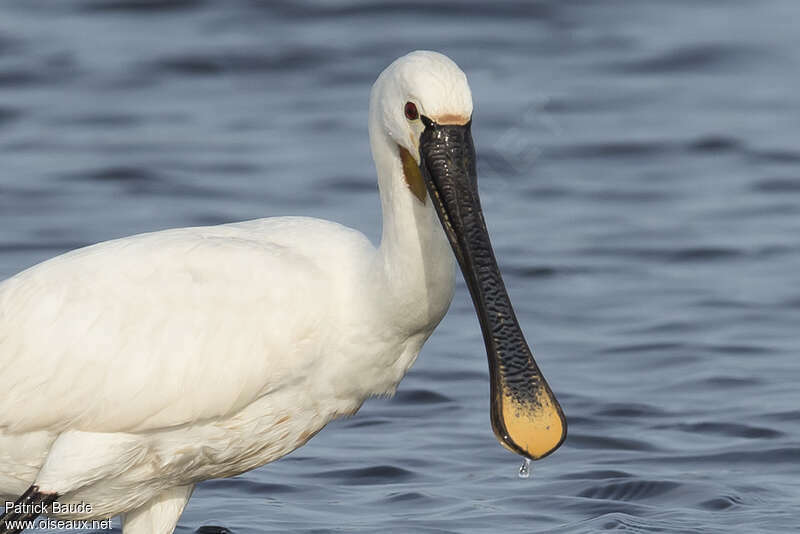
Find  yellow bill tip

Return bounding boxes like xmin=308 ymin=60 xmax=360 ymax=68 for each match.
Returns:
xmin=493 ymin=383 xmax=567 ymax=460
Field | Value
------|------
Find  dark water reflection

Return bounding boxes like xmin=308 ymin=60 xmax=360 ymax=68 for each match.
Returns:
xmin=1 ymin=0 xmax=799 ymax=532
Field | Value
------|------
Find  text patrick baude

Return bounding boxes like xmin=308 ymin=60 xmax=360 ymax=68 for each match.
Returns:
xmin=4 ymin=500 xmax=93 ymax=514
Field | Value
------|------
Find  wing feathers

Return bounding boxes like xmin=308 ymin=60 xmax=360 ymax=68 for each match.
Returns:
xmin=0 ymin=220 xmax=347 ymax=434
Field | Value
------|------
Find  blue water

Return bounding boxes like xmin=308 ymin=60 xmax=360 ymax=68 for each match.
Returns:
xmin=1 ymin=1 xmax=799 ymax=532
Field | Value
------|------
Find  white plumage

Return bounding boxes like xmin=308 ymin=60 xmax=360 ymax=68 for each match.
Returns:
xmin=0 ymin=51 xmax=473 ymax=533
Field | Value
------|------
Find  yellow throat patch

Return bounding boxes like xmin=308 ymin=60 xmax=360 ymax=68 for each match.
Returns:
xmin=399 ymin=145 xmax=427 ymax=203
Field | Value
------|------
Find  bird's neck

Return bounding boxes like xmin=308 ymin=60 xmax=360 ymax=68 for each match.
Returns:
xmin=371 ymin=132 xmax=455 ymax=337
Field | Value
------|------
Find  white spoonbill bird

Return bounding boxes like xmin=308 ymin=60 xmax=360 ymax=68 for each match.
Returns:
xmin=0 ymin=51 xmax=566 ymax=534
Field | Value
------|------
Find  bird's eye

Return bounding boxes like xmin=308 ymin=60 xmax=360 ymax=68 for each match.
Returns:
xmin=404 ymin=102 xmax=419 ymax=121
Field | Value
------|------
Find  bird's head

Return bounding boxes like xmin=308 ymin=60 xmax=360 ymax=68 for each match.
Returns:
xmin=370 ymin=51 xmax=567 ymax=461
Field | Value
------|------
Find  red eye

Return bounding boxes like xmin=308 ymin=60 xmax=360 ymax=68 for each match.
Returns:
xmin=404 ymin=102 xmax=419 ymax=120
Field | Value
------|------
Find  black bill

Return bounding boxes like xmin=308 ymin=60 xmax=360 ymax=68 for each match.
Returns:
xmin=418 ymin=116 xmax=567 ymax=460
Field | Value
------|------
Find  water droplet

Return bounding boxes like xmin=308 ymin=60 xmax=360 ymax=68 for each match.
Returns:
xmin=518 ymin=457 xmax=532 ymax=479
